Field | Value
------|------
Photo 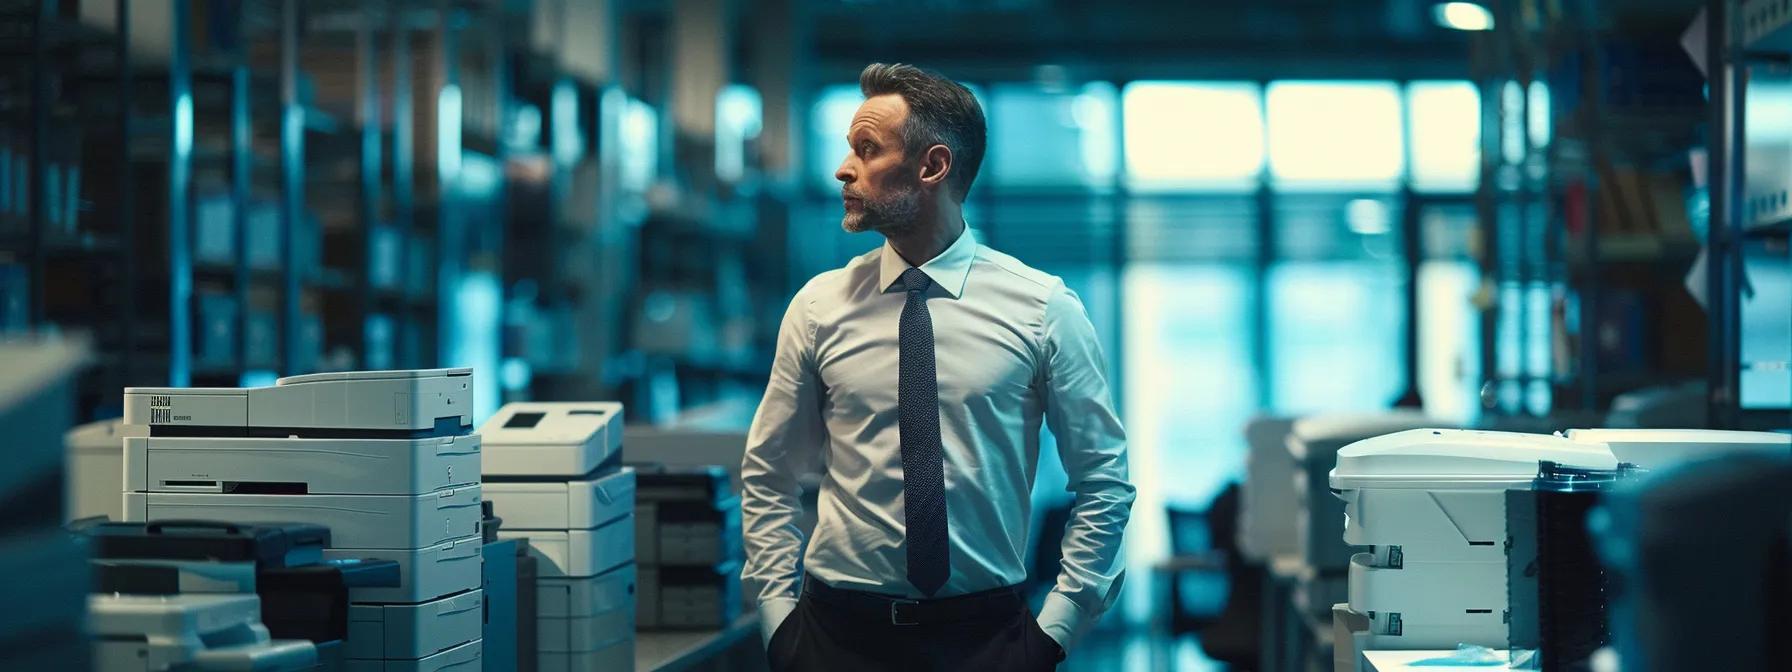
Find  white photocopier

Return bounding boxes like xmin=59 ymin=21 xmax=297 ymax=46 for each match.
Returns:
xmin=1329 ymin=428 xmax=1618 ymax=650
xmin=1331 ymin=427 xmax=1789 ymax=653
xmin=66 ymin=418 xmax=146 ymax=521
xmin=88 ymin=593 xmax=318 ymax=672
xmin=120 ymin=369 xmax=486 ymax=671
xmin=1287 ymin=412 xmax=1442 ymax=620
xmin=480 ymin=402 xmax=636 ymax=672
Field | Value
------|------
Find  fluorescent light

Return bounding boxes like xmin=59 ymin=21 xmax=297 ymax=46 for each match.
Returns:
xmin=1434 ymin=2 xmax=1494 ymax=31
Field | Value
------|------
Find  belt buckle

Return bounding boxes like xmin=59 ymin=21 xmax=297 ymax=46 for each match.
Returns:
xmin=889 ymin=599 xmax=921 ymax=626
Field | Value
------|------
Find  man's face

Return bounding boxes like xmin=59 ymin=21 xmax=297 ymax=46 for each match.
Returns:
xmin=836 ymin=94 xmax=922 ymax=235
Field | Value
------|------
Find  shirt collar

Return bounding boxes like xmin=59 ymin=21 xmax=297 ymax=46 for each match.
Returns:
xmin=879 ymin=226 xmax=977 ymax=299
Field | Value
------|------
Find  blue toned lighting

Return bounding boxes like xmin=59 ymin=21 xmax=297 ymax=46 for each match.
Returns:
xmin=500 ymin=357 xmax=532 ymax=392
xmin=437 ymin=84 xmax=463 ymax=178
xmin=716 ymin=84 xmax=763 ymax=184
xmin=175 ymin=92 xmax=194 ymax=152
xmin=1501 ymin=81 xmax=1525 ymax=164
xmin=621 ymin=97 xmax=658 ymax=194
xmin=988 ymin=82 xmax=1118 ymax=188
xmin=1346 ymin=198 xmax=1392 ymax=235
xmin=1434 ymin=2 xmax=1494 ymax=31
xmin=239 ymin=370 xmax=278 ymax=388
xmin=809 ymin=85 xmax=864 ymax=192
xmin=448 ymin=271 xmax=502 ymax=424
xmin=552 ymin=80 xmax=582 ymax=165
xmin=1528 ymin=80 xmax=1551 ymax=148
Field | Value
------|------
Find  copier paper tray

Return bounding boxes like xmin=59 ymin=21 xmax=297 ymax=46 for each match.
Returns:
xmin=124 ymin=485 xmax=482 ymax=550
xmin=126 ymin=433 xmax=481 ymax=496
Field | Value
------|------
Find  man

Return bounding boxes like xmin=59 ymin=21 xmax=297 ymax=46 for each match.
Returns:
xmin=741 ymin=63 xmax=1135 ymax=671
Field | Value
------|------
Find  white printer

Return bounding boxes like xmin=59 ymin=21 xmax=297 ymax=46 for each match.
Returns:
xmin=119 ymin=369 xmax=486 ymax=667
xmin=480 ymin=402 xmax=624 ymax=477
xmin=480 ymin=401 xmax=636 ymax=672
xmin=1329 ymin=428 xmax=1618 ymax=649
xmin=123 ymin=485 xmax=483 ymax=550
xmin=66 ymin=418 xmax=146 ymax=521
xmin=124 ymin=433 xmax=480 ymax=496
xmin=1239 ymin=416 xmax=1297 ymax=562
xmin=88 ymin=593 xmax=318 ymax=672
xmin=1287 ymin=412 xmax=1442 ymax=622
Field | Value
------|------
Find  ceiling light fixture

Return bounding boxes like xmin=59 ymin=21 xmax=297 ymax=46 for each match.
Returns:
xmin=1434 ymin=2 xmax=1495 ymax=31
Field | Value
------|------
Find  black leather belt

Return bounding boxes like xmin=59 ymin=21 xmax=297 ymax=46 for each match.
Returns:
xmin=802 ymin=576 xmax=1024 ymax=627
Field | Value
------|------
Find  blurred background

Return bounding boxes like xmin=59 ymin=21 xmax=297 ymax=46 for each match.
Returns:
xmin=1 ymin=0 xmax=1787 ymax=670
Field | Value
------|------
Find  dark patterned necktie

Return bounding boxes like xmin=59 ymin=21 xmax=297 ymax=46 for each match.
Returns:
xmin=898 ymin=267 xmax=950 ymax=597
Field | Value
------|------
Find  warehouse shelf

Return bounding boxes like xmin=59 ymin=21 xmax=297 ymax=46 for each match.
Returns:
xmin=1712 ymin=0 xmax=1792 ymax=429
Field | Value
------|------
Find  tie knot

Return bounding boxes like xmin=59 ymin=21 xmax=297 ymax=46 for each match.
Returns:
xmin=900 ymin=268 xmax=932 ymax=293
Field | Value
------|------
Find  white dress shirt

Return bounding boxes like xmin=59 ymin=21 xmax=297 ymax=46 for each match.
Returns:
xmin=741 ymin=227 xmax=1135 ymax=650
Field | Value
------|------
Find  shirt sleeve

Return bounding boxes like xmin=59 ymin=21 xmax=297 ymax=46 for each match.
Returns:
xmin=1033 ymin=283 xmax=1136 ymax=650
xmin=740 ymin=289 xmax=828 ymax=645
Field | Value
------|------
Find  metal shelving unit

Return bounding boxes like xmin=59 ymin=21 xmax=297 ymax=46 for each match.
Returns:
xmin=1473 ymin=0 xmax=1712 ymax=421
xmin=1709 ymin=0 xmax=1792 ymax=430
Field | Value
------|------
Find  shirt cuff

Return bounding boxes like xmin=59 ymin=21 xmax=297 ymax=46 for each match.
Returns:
xmin=758 ymin=597 xmax=800 ymax=648
xmin=1035 ymin=591 xmax=1090 ymax=651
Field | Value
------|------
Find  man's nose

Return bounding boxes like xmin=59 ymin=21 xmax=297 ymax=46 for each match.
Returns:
xmin=835 ymin=156 xmax=855 ymax=184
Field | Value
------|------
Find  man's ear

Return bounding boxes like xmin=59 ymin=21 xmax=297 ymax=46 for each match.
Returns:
xmin=918 ymin=144 xmax=953 ymax=190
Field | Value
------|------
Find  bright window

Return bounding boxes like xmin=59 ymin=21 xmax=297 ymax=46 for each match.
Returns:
xmin=1407 ymin=81 xmax=1482 ymax=192
xmin=1418 ymin=261 xmax=1483 ymax=422
xmin=1122 ymin=82 xmax=1264 ymax=191
xmin=1267 ymin=81 xmax=1404 ymax=190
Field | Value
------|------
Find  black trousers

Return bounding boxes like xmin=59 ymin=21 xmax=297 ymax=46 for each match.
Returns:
xmin=766 ymin=579 xmax=1066 ymax=672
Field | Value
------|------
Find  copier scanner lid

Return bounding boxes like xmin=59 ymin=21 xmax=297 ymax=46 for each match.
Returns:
xmin=481 ymin=402 xmax=623 ymax=448
xmin=1287 ymin=411 xmax=1436 ymax=461
xmin=1562 ymin=428 xmax=1790 ymax=469
xmin=278 ymin=368 xmax=471 ymax=385
xmin=1330 ymin=428 xmax=1618 ymax=490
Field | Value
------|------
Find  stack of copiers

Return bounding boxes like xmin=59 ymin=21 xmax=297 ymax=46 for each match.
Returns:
xmin=636 ymin=464 xmax=743 ymax=630
xmin=120 ymin=368 xmax=487 ymax=671
xmin=2 ymin=338 xmax=93 ymax=671
xmin=77 ymin=520 xmax=347 ymax=672
xmin=1329 ymin=427 xmax=1790 ymax=663
xmin=481 ymin=402 xmax=637 ymax=671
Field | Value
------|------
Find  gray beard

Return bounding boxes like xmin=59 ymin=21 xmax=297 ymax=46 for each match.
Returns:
xmin=842 ymin=186 xmax=922 ymax=235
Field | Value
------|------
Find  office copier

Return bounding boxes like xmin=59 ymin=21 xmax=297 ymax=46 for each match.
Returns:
xmin=481 ymin=402 xmax=636 ymax=672
xmin=1287 ymin=412 xmax=1441 ymax=620
xmin=89 ymin=593 xmax=320 ymax=672
xmin=121 ymin=369 xmax=486 ymax=671
xmin=1329 ymin=428 xmax=1619 ymax=650
xmin=66 ymin=418 xmax=146 ymax=521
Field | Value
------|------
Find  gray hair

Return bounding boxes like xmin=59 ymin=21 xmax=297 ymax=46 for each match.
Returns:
xmin=858 ymin=63 xmax=986 ymax=202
